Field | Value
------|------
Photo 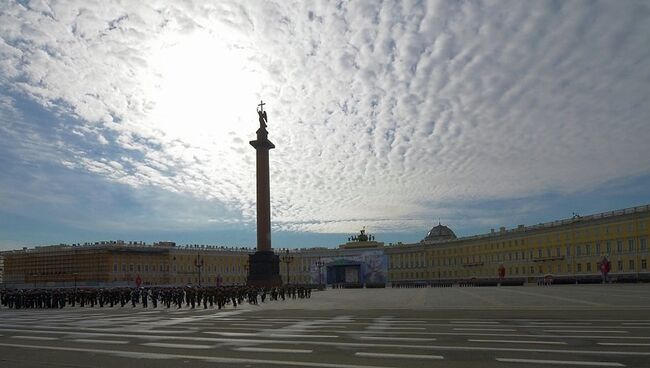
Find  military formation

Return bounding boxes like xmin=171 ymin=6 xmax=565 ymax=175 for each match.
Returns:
xmin=0 ymin=285 xmax=312 ymax=310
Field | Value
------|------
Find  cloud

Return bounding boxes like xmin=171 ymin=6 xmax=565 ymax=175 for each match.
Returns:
xmin=0 ymin=0 xmax=649 ymax=238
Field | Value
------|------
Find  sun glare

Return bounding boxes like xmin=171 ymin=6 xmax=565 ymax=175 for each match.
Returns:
xmin=147 ymin=31 xmax=264 ymax=146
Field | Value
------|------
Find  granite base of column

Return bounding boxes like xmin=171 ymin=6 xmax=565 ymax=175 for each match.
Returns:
xmin=247 ymin=251 xmax=282 ymax=287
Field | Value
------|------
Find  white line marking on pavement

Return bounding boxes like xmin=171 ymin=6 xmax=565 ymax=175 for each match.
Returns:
xmin=544 ymin=330 xmax=628 ymax=334
xmin=495 ymin=358 xmax=625 ymax=366
xmin=468 ymin=339 xmax=567 ymax=345
xmin=142 ymin=342 xmax=213 ymax=349
xmin=367 ymin=326 xmax=425 ymax=330
xmin=359 ymin=336 xmax=437 ymax=342
xmin=450 ymin=321 xmax=500 ymax=324
xmin=355 ymin=352 xmax=443 ymax=360
xmin=11 ymin=335 xmax=58 ymax=341
xmin=230 ymin=323 xmax=275 ymax=327
xmin=2 ymin=326 xmax=650 ymax=356
xmin=269 ymin=334 xmax=340 ymax=339
xmin=598 ymin=342 xmax=650 ymax=346
xmin=0 ymin=342 xmax=392 ymax=368
xmin=234 ymin=347 xmax=313 ymax=353
xmin=204 ymin=332 xmax=258 ymax=337
xmin=528 ymin=322 xmax=592 ymax=325
xmin=453 ymin=328 xmax=516 ymax=332
xmin=70 ymin=339 xmax=129 ymax=345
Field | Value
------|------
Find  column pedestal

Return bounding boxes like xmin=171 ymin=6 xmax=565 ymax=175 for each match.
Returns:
xmin=248 ymin=251 xmax=281 ymax=287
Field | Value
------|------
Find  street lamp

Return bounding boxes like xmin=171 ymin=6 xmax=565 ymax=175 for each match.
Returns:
xmin=315 ymin=257 xmax=326 ymax=289
xmin=242 ymin=259 xmax=249 ymax=285
xmin=194 ymin=253 xmax=204 ymax=286
xmin=281 ymin=249 xmax=294 ymax=285
xmin=72 ymin=272 xmax=78 ymax=293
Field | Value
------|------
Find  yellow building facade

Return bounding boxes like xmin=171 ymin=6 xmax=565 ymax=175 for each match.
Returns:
xmin=2 ymin=205 xmax=649 ymax=288
xmin=385 ymin=205 xmax=650 ymax=283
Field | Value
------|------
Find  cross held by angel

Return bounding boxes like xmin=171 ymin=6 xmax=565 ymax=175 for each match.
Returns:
xmin=257 ymin=100 xmax=268 ymax=128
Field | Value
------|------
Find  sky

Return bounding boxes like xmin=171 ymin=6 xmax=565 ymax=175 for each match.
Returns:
xmin=1 ymin=0 xmax=649 ymax=250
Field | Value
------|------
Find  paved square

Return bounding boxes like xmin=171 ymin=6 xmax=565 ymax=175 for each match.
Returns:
xmin=1 ymin=284 xmax=650 ymax=368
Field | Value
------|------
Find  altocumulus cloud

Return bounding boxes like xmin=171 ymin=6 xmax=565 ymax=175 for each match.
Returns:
xmin=0 ymin=0 xmax=649 ymax=237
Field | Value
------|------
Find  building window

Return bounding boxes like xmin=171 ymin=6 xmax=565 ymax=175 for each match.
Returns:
xmin=641 ymin=238 xmax=647 ymax=251
xmin=122 ymin=264 xmax=126 ymax=272
xmin=538 ymin=249 xmax=542 ymax=258
xmin=618 ymin=260 xmax=623 ymax=271
xmin=586 ymin=244 xmax=591 ymax=256
xmin=557 ymin=264 xmax=562 ymax=273
xmin=530 ymin=266 xmax=534 ymax=274
xmin=113 ymin=264 xmax=118 ymax=272
xmin=606 ymin=241 xmax=612 ymax=254
xmin=617 ymin=240 xmax=623 ymax=253
xmin=642 ymin=259 xmax=647 ymax=270
xmin=595 ymin=243 xmax=601 ymax=255
xmin=129 ymin=264 xmax=134 ymax=272
xmin=629 ymin=260 xmax=635 ymax=270
xmin=577 ymin=263 xmax=582 ymax=272
xmin=628 ymin=239 xmax=635 ymax=253
xmin=586 ymin=262 xmax=591 ymax=272
xmin=566 ymin=246 xmax=570 ymax=257
xmin=556 ymin=247 xmax=561 ymax=257
xmin=576 ymin=246 xmax=582 ymax=257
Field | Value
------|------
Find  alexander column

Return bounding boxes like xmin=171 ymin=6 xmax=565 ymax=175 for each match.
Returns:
xmin=247 ymin=100 xmax=281 ymax=286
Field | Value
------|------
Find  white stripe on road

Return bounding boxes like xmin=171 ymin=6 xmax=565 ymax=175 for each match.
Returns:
xmin=359 ymin=336 xmax=437 ymax=342
xmin=528 ymin=322 xmax=592 ymax=325
xmin=11 ymin=335 xmax=58 ymax=341
xmin=230 ymin=323 xmax=275 ymax=327
xmin=367 ymin=327 xmax=425 ymax=330
xmin=355 ymin=352 xmax=443 ymax=360
xmin=544 ymin=330 xmax=628 ymax=334
xmin=468 ymin=339 xmax=567 ymax=345
xmin=70 ymin=339 xmax=129 ymax=345
xmin=269 ymin=334 xmax=339 ymax=338
xmin=141 ymin=342 xmax=213 ymax=349
xmin=234 ymin=347 xmax=313 ymax=353
xmin=0 ymin=342 xmax=394 ymax=368
xmin=454 ymin=328 xmax=516 ymax=332
xmin=598 ymin=342 xmax=650 ymax=346
xmin=2 ymin=327 xmax=650 ymax=356
xmin=496 ymin=358 xmax=625 ymax=367
xmin=204 ymin=332 xmax=258 ymax=337
xmin=450 ymin=321 xmax=500 ymax=324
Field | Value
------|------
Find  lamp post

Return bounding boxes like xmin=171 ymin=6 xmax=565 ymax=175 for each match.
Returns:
xmin=194 ymin=254 xmax=204 ymax=286
xmin=281 ymin=249 xmax=294 ymax=285
xmin=72 ymin=272 xmax=78 ymax=293
xmin=315 ymin=257 xmax=326 ymax=289
xmin=242 ymin=259 xmax=249 ymax=285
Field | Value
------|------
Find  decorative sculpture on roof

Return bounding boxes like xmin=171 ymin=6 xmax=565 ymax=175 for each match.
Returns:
xmin=348 ymin=227 xmax=374 ymax=242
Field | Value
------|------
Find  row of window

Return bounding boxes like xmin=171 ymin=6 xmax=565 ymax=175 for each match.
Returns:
xmin=391 ymin=259 xmax=649 ymax=280
xmin=390 ymin=238 xmax=648 ymax=269
xmin=112 ymin=263 xmax=242 ymax=274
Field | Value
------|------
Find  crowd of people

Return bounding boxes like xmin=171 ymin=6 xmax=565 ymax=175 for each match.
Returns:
xmin=0 ymin=285 xmax=312 ymax=310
